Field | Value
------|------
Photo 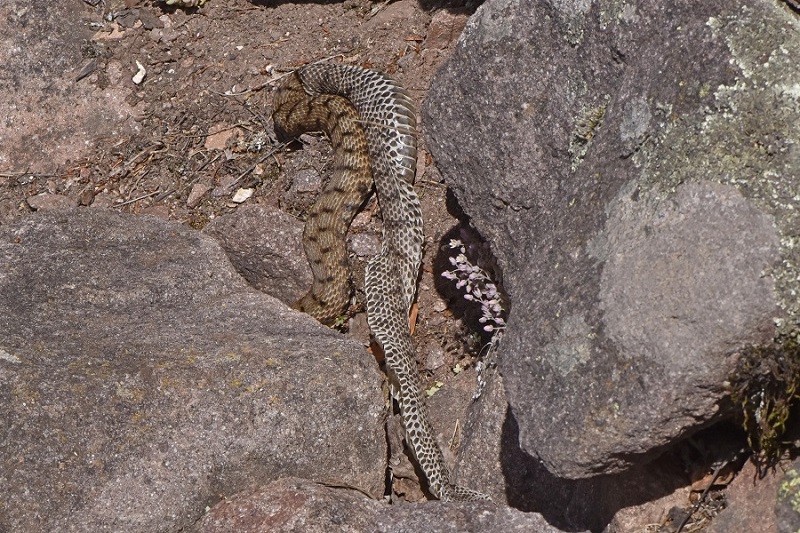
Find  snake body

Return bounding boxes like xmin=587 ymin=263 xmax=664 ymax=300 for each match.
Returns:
xmin=273 ymin=73 xmax=372 ymax=324
xmin=273 ymin=63 xmax=487 ymax=502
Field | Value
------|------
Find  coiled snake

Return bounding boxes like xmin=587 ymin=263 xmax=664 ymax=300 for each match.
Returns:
xmin=273 ymin=63 xmax=488 ymax=502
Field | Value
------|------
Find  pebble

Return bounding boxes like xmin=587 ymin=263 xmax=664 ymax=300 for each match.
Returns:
xmin=26 ymin=193 xmax=74 ymax=211
xmin=425 ymin=345 xmax=446 ymax=372
xmin=231 ymin=188 xmax=254 ymax=203
xmin=425 ymin=10 xmax=468 ymax=50
xmin=291 ymin=168 xmax=322 ymax=194
xmin=187 ymin=183 xmax=211 ymax=208
xmin=212 ymin=174 xmax=238 ymax=197
xmin=132 ymin=60 xmax=146 ymax=85
xmin=348 ymin=232 xmax=380 ymax=258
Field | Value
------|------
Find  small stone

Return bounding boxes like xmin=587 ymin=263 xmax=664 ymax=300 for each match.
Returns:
xmin=231 ymin=188 xmax=254 ymax=204
xmin=115 ymin=11 xmax=139 ymax=29
xmin=291 ymin=168 xmax=322 ymax=194
xmin=425 ymin=10 xmax=468 ymax=50
xmin=186 ymin=183 xmax=211 ymax=208
xmin=78 ymin=189 xmax=96 ymax=206
xmin=132 ymin=60 xmax=146 ymax=85
xmin=202 ymin=205 xmax=310 ymax=304
xmin=26 ymin=193 xmax=74 ymax=211
xmin=348 ymin=232 xmax=380 ymax=258
xmin=212 ymin=175 xmax=238 ymax=197
xmin=204 ymin=124 xmax=240 ymax=151
xmin=350 ymin=210 xmax=373 ymax=230
xmin=348 ymin=313 xmax=371 ymax=347
xmin=425 ymin=345 xmax=446 ymax=371
xmin=90 ymin=192 xmax=115 ymax=209
xmin=140 ymin=205 xmax=170 ymax=220
xmin=138 ymin=9 xmax=163 ymax=30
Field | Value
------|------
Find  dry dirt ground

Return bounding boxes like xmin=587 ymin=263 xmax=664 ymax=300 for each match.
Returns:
xmin=0 ymin=0 xmax=496 ymax=504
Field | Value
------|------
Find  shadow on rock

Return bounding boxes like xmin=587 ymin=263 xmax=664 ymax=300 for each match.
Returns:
xmin=500 ymin=409 xmax=690 ymax=532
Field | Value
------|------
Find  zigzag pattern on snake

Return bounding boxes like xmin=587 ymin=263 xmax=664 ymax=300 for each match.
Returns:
xmin=273 ymin=63 xmax=488 ymax=502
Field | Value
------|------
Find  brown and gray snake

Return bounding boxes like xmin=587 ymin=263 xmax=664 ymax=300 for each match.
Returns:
xmin=273 ymin=63 xmax=488 ymax=502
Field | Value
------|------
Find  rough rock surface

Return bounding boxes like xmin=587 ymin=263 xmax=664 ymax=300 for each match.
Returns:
xmin=193 ymin=477 xmax=584 ymax=533
xmin=0 ymin=3 xmax=139 ymax=173
xmin=707 ymin=459 xmax=780 ymax=533
xmin=424 ymin=0 xmax=797 ymax=478
xmin=0 ymin=210 xmax=385 ymax=532
xmin=203 ymin=205 xmax=311 ymax=306
xmin=456 ymin=363 xmax=689 ymax=532
xmin=775 ymin=457 xmax=800 ymax=533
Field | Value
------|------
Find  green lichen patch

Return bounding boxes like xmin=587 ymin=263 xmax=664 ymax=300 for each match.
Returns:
xmin=778 ymin=466 xmax=800 ymax=516
xmin=569 ymin=96 xmax=610 ymax=170
xmin=632 ymin=5 xmax=800 ymax=341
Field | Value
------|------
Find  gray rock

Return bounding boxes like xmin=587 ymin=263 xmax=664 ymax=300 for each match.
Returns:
xmin=26 ymin=192 xmax=76 ymax=210
xmin=456 ymin=361 xmax=689 ymax=532
xmin=424 ymin=0 xmax=797 ymax=478
xmin=707 ymin=459 xmax=780 ymax=533
xmin=0 ymin=210 xmax=385 ymax=532
xmin=775 ymin=457 xmax=800 ymax=533
xmin=203 ymin=204 xmax=311 ymax=306
xmin=289 ymin=167 xmax=323 ymax=195
xmin=348 ymin=231 xmax=381 ymax=258
xmin=193 ymin=477 xmax=583 ymax=533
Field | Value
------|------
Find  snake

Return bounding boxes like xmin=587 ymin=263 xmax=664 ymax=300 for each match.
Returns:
xmin=273 ymin=63 xmax=488 ymax=502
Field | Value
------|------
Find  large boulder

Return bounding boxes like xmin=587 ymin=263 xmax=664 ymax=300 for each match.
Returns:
xmin=424 ymin=0 xmax=797 ymax=478
xmin=193 ymin=477 xmax=585 ymax=533
xmin=0 ymin=210 xmax=385 ymax=532
xmin=455 ymin=366 xmax=690 ymax=532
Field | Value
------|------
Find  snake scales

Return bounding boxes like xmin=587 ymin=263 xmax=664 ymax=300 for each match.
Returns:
xmin=273 ymin=63 xmax=488 ymax=502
